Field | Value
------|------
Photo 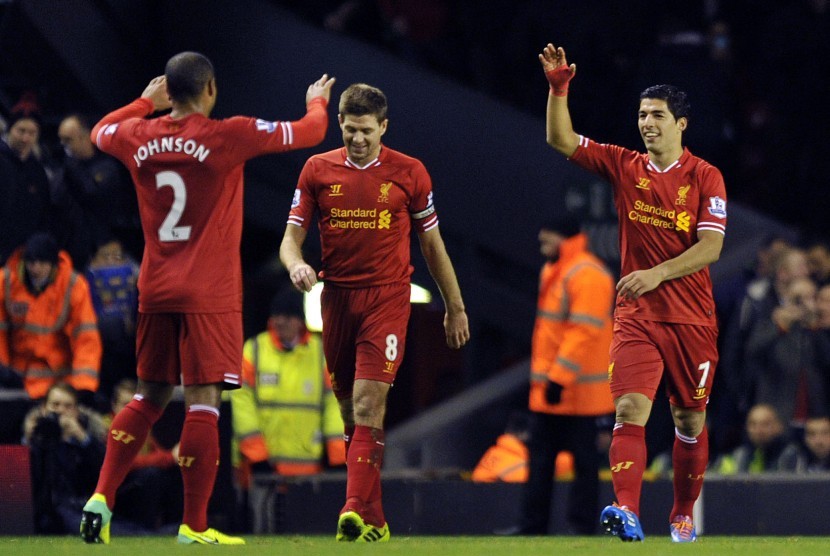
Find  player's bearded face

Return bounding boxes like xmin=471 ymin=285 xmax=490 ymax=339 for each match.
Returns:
xmin=339 ymin=113 xmax=387 ymax=165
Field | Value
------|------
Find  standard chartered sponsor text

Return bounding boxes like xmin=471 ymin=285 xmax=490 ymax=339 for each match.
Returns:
xmin=628 ymin=200 xmax=676 ymax=229
xmin=330 ymin=207 xmax=378 ymax=229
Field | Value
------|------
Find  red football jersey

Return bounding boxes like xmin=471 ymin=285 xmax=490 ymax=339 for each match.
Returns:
xmin=287 ymin=146 xmax=437 ymax=287
xmin=570 ymin=137 xmax=727 ymax=326
xmin=95 ymin=97 xmax=327 ymax=312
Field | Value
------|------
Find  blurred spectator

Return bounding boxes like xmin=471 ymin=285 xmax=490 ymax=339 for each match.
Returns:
xmin=0 ymin=233 xmax=102 ymax=400
xmin=806 ymin=240 xmax=830 ymax=287
xmin=745 ymin=275 xmax=826 ymax=428
xmin=721 ymin=247 xmax=811 ymax=413
xmin=472 ymin=410 xmax=578 ymax=484
xmin=814 ymin=284 xmax=830 ymax=414
xmin=21 ymin=382 xmax=107 ymax=534
xmin=85 ymin=238 xmax=139 ymax=405
xmin=230 ymin=288 xmax=345 ymax=488
xmin=713 ymin=403 xmax=803 ymax=474
xmin=0 ymin=101 xmax=54 ymax=265
xmin=104 ymin=379 xmax=181 ymax=533
xmin=499 ymin=219 xmax=615 ymax=536
xmin=472 ymin=411 xmax=531 ymax=483
xmin=799 ymin=416 xmax=830 ymax=472
xmin=53 ymin=113 xmax=142 ymax=270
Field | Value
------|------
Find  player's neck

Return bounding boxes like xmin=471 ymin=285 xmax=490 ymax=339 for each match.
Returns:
xmin=170 ymin=100 xmax=210 ymax=120
xmin=647 ymin=145 xmax=683 ymax=171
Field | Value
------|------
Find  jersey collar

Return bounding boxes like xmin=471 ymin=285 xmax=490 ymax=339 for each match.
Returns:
xmin=342 ymin=146 xmax=383 ymax=170
xmin=646 ymin=147 xmax=691 ymax=173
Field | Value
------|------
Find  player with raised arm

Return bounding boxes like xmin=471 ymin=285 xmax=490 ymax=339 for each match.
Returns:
xmin=539 ymin=43 xmax=727 ymax=543
xmin=280 ymin=83 xmax=469 ymax=542
xmin=79 ymin=51 xmax=334 ymax=545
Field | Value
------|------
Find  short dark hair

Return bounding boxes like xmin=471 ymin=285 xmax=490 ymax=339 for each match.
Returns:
xmin=23 ymin=233 xmax=59 ymax=264
xmin=339 ymin=83 xmax=388 ymax=121
xmin=165 ymin=51 xmax=215 ymax=103
xmin=639 ymin=84 xmax=690 ymax=122
xmin=270 ymin=288 xmax=305 ymax=319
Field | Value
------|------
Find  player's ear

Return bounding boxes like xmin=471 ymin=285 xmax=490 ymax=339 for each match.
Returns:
xmin=379 ymin=118 xmax=388 ymax=136
xmin=677 ymin=117 xmax=688 ymax=131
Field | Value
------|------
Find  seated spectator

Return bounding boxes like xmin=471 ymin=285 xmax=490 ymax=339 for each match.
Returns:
xmin=472 ymin=411 xmax=531 ymax=483
xmin=104 ymin=379 xmax=181 ymax=534
xmin=713 ymin=404 xmax=803 ymax=474
xmin=54 ymin=113 xmax=142 ymax=269
xmin=807 ymin=240 xmax=830 ymax=287
xmin=230 ymin=288 xmax=345 ymax=487
xmin=471 ymin=410 xmax=578 ymax=483
xmin=0 ymin=233 xmax=102 ymax=400
xmin=0 ymin=101 xmax=54 ymax=265
xmin=85 ymin=238 xmax=139 ymax=405
xmin=799 ymin=416 xmax=830 ymax=472
xmin=22 ymin=383 xmax=107 ymax=534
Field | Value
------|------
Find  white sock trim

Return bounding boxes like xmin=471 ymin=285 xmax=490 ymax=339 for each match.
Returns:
xmin=675 ymin=427 xmax=697 ymax=444
xmin=188 ymin=404 xmax=220 ymax=417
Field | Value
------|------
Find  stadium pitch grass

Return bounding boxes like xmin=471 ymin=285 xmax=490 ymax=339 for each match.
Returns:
xmin=1 ymin=536 xmax=829 ymax=555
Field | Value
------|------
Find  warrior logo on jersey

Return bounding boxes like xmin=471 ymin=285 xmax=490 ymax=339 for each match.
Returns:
xmin=378 ymin=182 xmax=392 ymax=203
xmin=255 ymin=119 xmax=277 ymax=133
xmin=291 ymin=189 xmax=301 ymax=208
xmin=636 ymin=177 xmax=650 ymax=190
xmin=329 ymin=184 xmax=343 ymax=196
xmin=707 ymin=196 xmax=727 ymax=219
xmin=676 ymin=184 xmax=691 ymax=205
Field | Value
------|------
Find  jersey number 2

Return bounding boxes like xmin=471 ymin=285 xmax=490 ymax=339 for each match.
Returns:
xmin=156 ymin=170 xmax=191 ymax=242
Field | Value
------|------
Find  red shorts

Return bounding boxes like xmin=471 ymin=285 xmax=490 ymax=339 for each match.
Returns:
xmin=321 ymin=282 xmax=411 ymax=398
xmin=136 ymin=312 xmax=243 ymax=390
xmin=609 ymin=318 xmax=718 ymax=410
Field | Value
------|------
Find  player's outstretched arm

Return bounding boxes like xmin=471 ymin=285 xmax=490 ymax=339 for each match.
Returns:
xmin=418 ymin=228 xmax=470 ymax=349
xmin=280 ymin=224 xmax=317 ymax=293
xmin=539 ymin=43 xmax=579 ymax=157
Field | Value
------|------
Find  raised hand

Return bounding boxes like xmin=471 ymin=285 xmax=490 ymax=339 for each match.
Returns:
xmin=306 ymin=73 xmax=336 ymax=105
xmin=539 ymin=43 xmax=576 ymax=96
xmin=141 ymin=75 xmax=172 ymax=112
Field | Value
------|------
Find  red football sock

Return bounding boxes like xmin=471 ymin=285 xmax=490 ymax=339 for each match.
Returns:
xmin=609 ymin=422 xmax=647 ymax=516
xmin=671 ymin=426 xmax=708 ymax=520
xmin=344 ymin=425 xmax=355 ymax=457
xmin=179 ymin=406 xmax=220 ymax=532
xmin=94 ymin=396 xmax=163 ymax=506
xmin=342 ymin=425 xmax=385 ymax=526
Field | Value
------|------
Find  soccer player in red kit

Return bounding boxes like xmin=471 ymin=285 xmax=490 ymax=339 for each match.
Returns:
xmin=280 ymin=83 xmax=470 ymax=542
xmin=539 ymin=44 xmax=727 ymax=543
xmin=78 ymin=51 xmax=334 ymax=545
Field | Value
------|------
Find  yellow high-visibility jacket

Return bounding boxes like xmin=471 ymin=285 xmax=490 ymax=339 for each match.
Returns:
xmin=529 ymin=233 xmax=615 ymax=416
xmin=230 ymin=328 xmax=345 ymax=476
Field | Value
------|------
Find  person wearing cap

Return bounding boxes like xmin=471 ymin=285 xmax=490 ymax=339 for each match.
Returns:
xmin=0 ymin=105 xmax=54 ymax=264
xmin=229 ymin=287 xmax=345 ymax=489
xmin=499 ymin=215 xmax=615 ymax=535
xmin=0 ymin=232 xmax=102 ymax=399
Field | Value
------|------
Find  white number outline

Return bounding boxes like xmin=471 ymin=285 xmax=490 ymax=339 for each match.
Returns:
xmin=155 ymin=170 xmax=192 ymax=242
xmin=697 ymin=360 xmax=711 ymax=389
xmin=385 ymin=334 xmax=398 ymax=361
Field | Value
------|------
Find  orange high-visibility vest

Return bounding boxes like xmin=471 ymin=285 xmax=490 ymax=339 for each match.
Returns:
xmin=0 ymin=248 xmax=102 ymax=398
xmin=528 ymin=233 xmax=615 ymax=416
